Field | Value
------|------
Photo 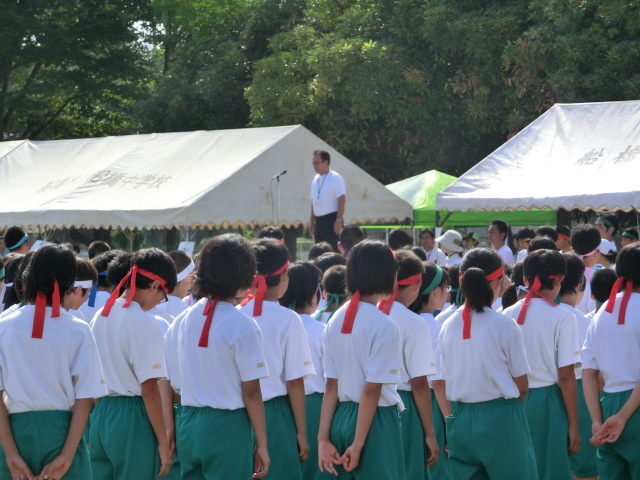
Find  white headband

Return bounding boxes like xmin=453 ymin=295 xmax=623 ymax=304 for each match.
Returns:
xmin=176 ymin=260 xmax=195 ymax=283
xmin=74 ymin=280 xmax=94 ymax=289
xmin=516 ymin=285 xmax=529 ymax=295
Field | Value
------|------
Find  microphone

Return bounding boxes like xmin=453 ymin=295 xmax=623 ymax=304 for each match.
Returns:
xmin=272 ymin=170 xmax=287 ymax=180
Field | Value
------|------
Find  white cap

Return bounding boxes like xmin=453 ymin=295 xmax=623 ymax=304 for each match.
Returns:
xmin=435 ymin=230 xmax=465 ymax=253
xmin=599 ymin=239 xmax=617 ymax=255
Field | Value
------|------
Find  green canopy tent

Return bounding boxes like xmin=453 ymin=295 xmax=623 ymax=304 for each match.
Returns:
xmin=386 ymin=170 xmax=556 ymax=228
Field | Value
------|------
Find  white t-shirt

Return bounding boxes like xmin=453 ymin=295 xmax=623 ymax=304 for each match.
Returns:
xmin=78 ymin=290 xmax=110 ymax=323
xmin=558 ymin=303 xmax=592 ymax=380
xmin=439 ymin=307 xmax=529 ymax=403
xmin=516 ymin=249 xmax=528 ymax=264
xmin=299 ymin=313 xmax=326 ymax=395
xmin=496 ymin=244 xmax=514 ymax=266
xmin=176 ymin=299 xmax=268 ymax=410
xmin=0 ymin=306 xmax=107 ymax=414
xmin=420 ymin=312 xmax=443 ymax=386
xmin=435 ymin=303 xmax=460 ymax=324
xmin=239 ymin=300 xmax=315 ymax=401
xmin=324 ymin=302 xmax=403 ymax=410
xmin=582 ymin=292 xmax=640 ymax=393
xmin=164 ymin=308 xmax=189 ymax=394
xmin=445 ymin=253 xmax=463 ymax=268
xmin=148 ymin=306 xmax=173 ymax=337
xmin=91 ymin=299 xmax=167 ymax=396
xmin=425 ymin=248 xmax=447 ymax=266
xmin=160 ymin=295 xmax=188 ymax=318
xmin=388 ymin=302 xmax=436 ymax=391
xmin=503 ymin=299 xmax=581 ymax=388
xmin=0 ymin=303 xmax=20 ymax=320
xmin=310 ymin=170 xmax=346 ymax=217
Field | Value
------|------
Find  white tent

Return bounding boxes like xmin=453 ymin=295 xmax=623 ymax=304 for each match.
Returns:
xmin=0 ymin=125 xmax=412 ymax=231
xmin=436 ymin=101 xmax=640 ymax=213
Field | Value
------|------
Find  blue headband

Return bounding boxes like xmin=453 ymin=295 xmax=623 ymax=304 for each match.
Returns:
xmin=88 ymin=271 xmax=108 ymax=307
xmin=6 ymin=233 xmax=28 ymax=255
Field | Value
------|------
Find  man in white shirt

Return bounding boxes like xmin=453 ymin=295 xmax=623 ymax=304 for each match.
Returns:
xmin=419 ymin=228 xmax=446 ymax=265
xmin=308 ymin=150 xmax=346 ymax=251
xmin=488 ymin=219 xmax=514 ymax=266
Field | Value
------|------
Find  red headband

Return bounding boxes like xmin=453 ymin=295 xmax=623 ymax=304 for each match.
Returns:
xmin=101 ymin=265 xmax=169 ymax=317
xmin=557 ymin=233 xmax=570 ymax=241
xmin=460 ymin=266 xmax=503 ymax=339
xmin=377 ymin=273 xmax=423 ymax=315
xmin=341 ymin=291 xmax=361 ymax=334
xmin=198 ymin=296 xmax=220 ymax=347
xmin=252 ymin=261 xmax=290 ymax=317
xmin=605 ymin=278 xmax=633 ymax=325
xmin=33 ymin=280 xmax=61 ymax=338
xmin=517 ymin=274 xmax=562 ymax=325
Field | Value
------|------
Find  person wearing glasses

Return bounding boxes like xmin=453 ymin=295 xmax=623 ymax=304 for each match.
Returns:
xmin=308 ymin=150 xmax=346 ymax=252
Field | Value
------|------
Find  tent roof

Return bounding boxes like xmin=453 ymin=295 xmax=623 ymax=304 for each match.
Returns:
xmin=387 ymin=170 xmax=556 ymax=227
xmin=0 ymin=125 xmax=412 ymax=231
xmin=436 ymin=101 xmax=640 ymax=213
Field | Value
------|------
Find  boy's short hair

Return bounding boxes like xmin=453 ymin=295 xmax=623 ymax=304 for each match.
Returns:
xmin=313 ymin=149 xmax=331 ymax=163
xmin=419 ymin=228 xmax=435 ymax=239
xmin=4 ymin=226 xmax=27 ymax=253
xmin=515 ymin=227 xmax=535 ymax=241
xmin=192 ymin=234 xmax=256 ymax=299
xmin=590 ymin=268 xmax=618 ymax=304
xmin=23 ymin=245 xmax=77 ymax=304
xmin=312 ymin=252 xmax=347 ymax=273
xmin=338 ymin=225 xmax=365 ymax=249
xmin=597 ymin=212 xmax=620 ymax=234
xmin=308 ymin=242 xmax=333 ymax=260
xmin=395 ymin=249 xmax=425 ymax=285
xmin=491 ymin=220 xmax=509 ymax=238
xmin=107 ymin=252 xmax=134 ymax=295
xmin=409 ymin=246 xmax=427 ymax=261
xmin=536 ymin=226 xmax=558 ymax=242
xmin=528 ymin=236 xmax=558 ymax=253
xmin=169 ymin=250 xmax=193 ymax=275
xmin=257 ymin=226 xmax=284 ymax=241
xmin=523 ymin=249 xmax=566 ymax=291
xmin=388 ymin=229 xmax=413 ymax=250
xmin=76 ymin=258 xmax=98 ymax=285
xmin=88 ymin=240 xmax=111 ymax=259
xmin=347 ymin=240 xmax=397 ymax=296
xmin=556 ymin=225 xmax=571 ymax=239
xmin=132 ymin=248 xmax=178 ymax=293
xmin=559 ymin=253 xmax=585 ymax=296
xmin=571 ymin=224 xmax=601 ymax=256
xmin=253 ymin=238 xmax=290 ymax=288
xmin=92 ymin=250 xmax=125 ymax=289
xmin=622 ymin=227 xmax=639 ymax=241
xmin=322 ymin=265 xmax=347 ymax=296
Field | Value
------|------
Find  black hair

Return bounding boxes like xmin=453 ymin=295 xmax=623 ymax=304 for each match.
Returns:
xmin=491 ymin=220 xmax=509 ymax=237
xmin=411 ymin=262 xmax=449 ymax=313
xmin=536 ymin=226 xmax=558 ymax=242
xmin=92 ymin=250 xmax=124 ymax=289
xmin=501 ymin=284 xmax=518 ymax=310
xmin=559 ymin=253 xmax=586 ymax=296
xmin=168 ymin=250 xmax=193 ymax=291
xmin=622 ymin=227 xmax=639 ymax=241
xmin=515 ymin=227 xmax=535 ymax=241
xmin=23 ymin=245 xmax=77 ymax=305
xmin=107 ymin=252 xmax=134 ymax=295
xmin=346 ymin=239 xmax=397 ymax=296
xmin=308 ymin=242 xmax=334 ymax=260
xmin=528 ymin=236 xmax=558 ymax=253
xmin=590 ymin=268 xmax=618 ymax=304
xmin=419 ymin=228 xmax=435 ymax=239
xmin=459 ymin=248 xmax=503 ymax=313
xmin=556 ymin=225 xmax=571 ymax=239
xmin=388 ymin=229 xmax=413 ymax=250
xmin=313 ymin=149 xmax=331 ymax=164
xmin=410 ymin=246 xmax=427 ymax=261
xmin=88 ymin=240 xmax=111 ymax=259
xmin=447 ymin=264 xmax=461 ymax=305
xmin=1 ymin=254 xmax=25 ymax=308
xmin=192 ymin=234 xmax=256 ymax=300
xmin=510 ymin=262 xmax=525 ymax=287
xmin=339 ymin=224 xmax=365 ymax=249
xmin=571 ymin=224 xmax=601 ymax=256
xmin=312 ymin=252 xmax=347 ymax=273
xmin=76 ymin=258 xmax=98 ymax=284
xmin=131 ymin=248 xmax=178 ymax=293
xmin=257 ymin=226 xmax=284 ymax=241
xmin=253 ymin=238 xmax=290 ymax=288
xmin=395 ymin=250 xmax=425 ymax=288
xmin=615 ymin=243 xmax=640 ymax=288
xmin=598 ymin=212 xmax=619 ymax=234
xmin=523 ymin=249 xmax=566 ymax=291
xmin=279 ymin=262 xmax=322 ymax=311
xmin=322 ymin=265 xmax=348 ymax=296
xmin=4 ymin=227 xmax=27 ymax=252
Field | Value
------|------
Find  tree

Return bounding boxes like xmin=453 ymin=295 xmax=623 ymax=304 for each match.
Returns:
xmin=0 ymin=0 xmax=152 ymax=140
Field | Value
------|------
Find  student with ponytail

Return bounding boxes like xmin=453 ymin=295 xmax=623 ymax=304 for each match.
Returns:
xmin=582 ymin=243 xmax=640 ymax=479
xmin=439 ymin=248 xmax=536 ymax=480
xmin=412 ymin=262 xmax=451 ymax=480
xmin=318 ymin=240 xmax=405 ymax=479
xmin=503 ymin=249 xmax=581 ymax=480
xmin=0 ymin=245 xmax=107 ymax=480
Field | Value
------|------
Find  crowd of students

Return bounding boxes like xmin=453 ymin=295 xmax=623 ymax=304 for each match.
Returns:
xmin=0 ymin=216 xmax=638 ymax=480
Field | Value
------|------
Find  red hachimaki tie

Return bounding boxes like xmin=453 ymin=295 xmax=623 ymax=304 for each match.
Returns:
xmin=341 ymin=291 xmax=361 ymax=334
xmin=460 ymin=266 xmax=502 ymax=339
xmin=32 ymin=279 xmax=61 ymax=339
xmin=101 ymin=265 xmax=168 ymax=317
xmin=252 ymin=261 xmax=290 ymax=317
xmin=198 ymin=296 xmax=220 ymax=347
xmin=377 ymin=273 xmax=422 ymax=315
xmin=605 ymin=277 xmax=633 ymax=325
xmin=517 ymin=274 xmax=562 ymax=325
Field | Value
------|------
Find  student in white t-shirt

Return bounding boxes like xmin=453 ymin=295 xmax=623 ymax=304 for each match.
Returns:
xmin=514 ymin=227 xmax=535 ymax=264
xmin=439 ymin=248 xmax=537 ymax=480
xmin=435 ymin=265 xmax=462 ymax=324
xmin=419 ymin=228 xmax=446 ymax=265
xmin=587 ymin=268 xmax=618 ymax=319
xmin=488 ymin=220 xmax=514 ymax=266
xmin=0 ymin=245 xmax=107 ymax=480
xmin=161 ymin=250 xmax=194 ymax=318
xmin=314 ymin=265 xmax=350 ymax=325
xmin=239 ymin=239 xmax=315 ymax=480
xmin=413 ymin=262 xmax=452 ymax=480
xmin=172 ymin=234 xmax=270 ymax=479
xmin=318 ymin=240 xmax=404 ymax=479
xmin=280 ymin=262 xmax=330 ymax=480
xmin=379 ymin=250 xmax=437 ymax=479
xmin=79 ymin=250 xmax=123 ymax=322
xmin=435 ymin=230 xmax=465 ymax=268
xmin=558 ymin=253 xmax=597 ymax=480
xmin=502 ymin=249 xmax=581 ymax=480
xmin=582 ymin=243 xmax=640 ymax=478
xmin=556 ymin=225 xmax=573 ymax=253
xmin=572 ymin=224 xmax=604 ymax=314
xmin=90 ymin=248 xmax=178 ymax=480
